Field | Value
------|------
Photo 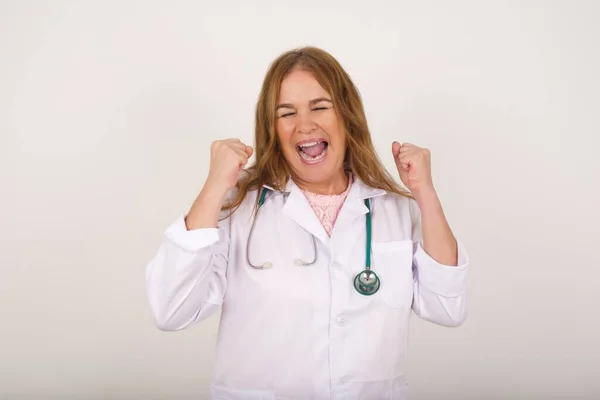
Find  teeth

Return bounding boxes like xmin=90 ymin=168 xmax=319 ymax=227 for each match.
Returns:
xmin=298 ymin=140 xmax=323 ymax=147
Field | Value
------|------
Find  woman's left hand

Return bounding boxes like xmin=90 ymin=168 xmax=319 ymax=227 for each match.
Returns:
xmin=392 ymin=141 xmax=436 ymax=202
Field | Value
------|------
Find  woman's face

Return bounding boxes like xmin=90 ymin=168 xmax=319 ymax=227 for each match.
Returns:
xmin=275 ymin=69 xmax=347 ymax=190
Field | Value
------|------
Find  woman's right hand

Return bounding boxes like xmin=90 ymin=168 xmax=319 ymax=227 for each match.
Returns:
xmin=185 ymin=139 xmax=253 ymax=230
xmin=206 ymin=138 xmax=254 ymax=192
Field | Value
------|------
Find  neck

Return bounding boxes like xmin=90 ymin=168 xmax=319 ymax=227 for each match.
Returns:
xmin=293 ymin=169 xmax=349 ymax=195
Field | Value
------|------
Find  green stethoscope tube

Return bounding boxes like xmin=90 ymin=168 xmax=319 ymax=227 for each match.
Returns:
xmin=251 ymin=189 xmax=379 ymax=296
xmin=353 ymin=197 xmax=380 ymax=295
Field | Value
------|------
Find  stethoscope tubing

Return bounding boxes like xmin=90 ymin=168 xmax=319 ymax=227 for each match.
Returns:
xmin=246 ymin=188 xmax=379 ymax=295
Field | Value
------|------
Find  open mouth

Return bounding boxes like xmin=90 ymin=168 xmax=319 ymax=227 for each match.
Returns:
xmin=296 ymin=139 xmax=329 ymax=162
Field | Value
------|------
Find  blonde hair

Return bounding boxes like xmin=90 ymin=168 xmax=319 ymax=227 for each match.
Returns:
xmin=224 ymin=46 xmax=411 ymax=213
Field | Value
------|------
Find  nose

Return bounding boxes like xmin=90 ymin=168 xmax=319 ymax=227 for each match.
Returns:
xmin=296 ymin=110 xmax=317 ymax=134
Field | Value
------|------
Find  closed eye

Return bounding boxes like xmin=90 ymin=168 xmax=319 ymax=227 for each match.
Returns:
xmin=277 ymin=105 xmax=331 ymax=118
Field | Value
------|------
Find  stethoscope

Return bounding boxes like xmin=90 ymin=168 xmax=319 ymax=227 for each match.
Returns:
xmin=247 ymin=188 xmax=380 ymax=296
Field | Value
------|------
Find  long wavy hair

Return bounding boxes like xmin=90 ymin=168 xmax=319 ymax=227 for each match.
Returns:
xmin=223 ymin=46 xmax=412 ymax=214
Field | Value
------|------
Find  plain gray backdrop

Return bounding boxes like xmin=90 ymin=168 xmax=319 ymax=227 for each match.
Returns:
xmin=1 ymin=1 xmax=599 ymax=399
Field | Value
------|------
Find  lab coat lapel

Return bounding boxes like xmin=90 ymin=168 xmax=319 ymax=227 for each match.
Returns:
xmin=280 ymin=180 xmax=330 ymax=246
xmin=336 ymin=177 xmax=387 ymax=223
xmin=275 ymin=177 xmax=386 ymax=249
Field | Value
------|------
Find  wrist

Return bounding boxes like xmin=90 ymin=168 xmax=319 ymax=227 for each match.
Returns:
xmin=203 ymin=178 xmax=231 ymax=202
xmin=413 ymin=185 xmax=439 ymax=208
xmin=186 ymin=181 xmax=230 ymax=230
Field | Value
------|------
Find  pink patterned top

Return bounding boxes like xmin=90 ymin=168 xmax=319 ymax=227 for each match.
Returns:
xmin=301 ymin=175 xmax=353 ymax=237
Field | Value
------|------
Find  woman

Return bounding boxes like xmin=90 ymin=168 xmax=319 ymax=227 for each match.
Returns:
xmin=145 ymin=46 xmax=469 ymax=399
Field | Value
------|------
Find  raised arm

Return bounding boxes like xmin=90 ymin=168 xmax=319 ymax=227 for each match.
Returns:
xmin=145 ymin=139 xmax=253 ymax=331
xmin=392 ymin=141 xmax=469 ymax=327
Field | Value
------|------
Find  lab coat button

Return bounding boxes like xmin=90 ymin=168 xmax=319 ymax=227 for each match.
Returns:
xmin=336 ymin=317 xmax=348 ymax=327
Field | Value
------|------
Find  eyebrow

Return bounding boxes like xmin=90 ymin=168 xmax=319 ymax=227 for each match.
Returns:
xmin=276 ymin=97 xmax=333 ymax=110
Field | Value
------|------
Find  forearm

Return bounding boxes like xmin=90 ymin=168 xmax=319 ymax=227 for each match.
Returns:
xmin=185 ymin=179 xmax=229 ymax=230
xmin=414 ymin=188 xmax=458 ymax=266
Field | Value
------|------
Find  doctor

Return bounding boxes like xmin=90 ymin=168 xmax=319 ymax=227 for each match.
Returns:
xmin=146 ymin=46 xmax=469 ymax=399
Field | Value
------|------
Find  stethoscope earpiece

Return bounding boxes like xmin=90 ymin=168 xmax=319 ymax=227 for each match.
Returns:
xmin=261 ymin=262 xmax=273 ymax=269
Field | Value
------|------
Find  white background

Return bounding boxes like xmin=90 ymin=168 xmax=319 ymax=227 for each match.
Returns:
xmin=2 ymin=1 xmax=599 ymax=399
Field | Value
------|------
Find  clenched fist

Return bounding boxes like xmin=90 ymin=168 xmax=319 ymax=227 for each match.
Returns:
xmin=207 ymin=138 xmax=254 ymax=191
xmin=392 ymin=141 xmax=435 ymax=200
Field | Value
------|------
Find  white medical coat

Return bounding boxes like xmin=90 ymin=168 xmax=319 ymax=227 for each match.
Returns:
xmin=145 ymin=177 xmax=469 ymax=400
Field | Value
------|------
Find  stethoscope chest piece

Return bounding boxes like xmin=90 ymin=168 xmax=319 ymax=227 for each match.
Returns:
xmin=354 ymin=269 xmax=380 ymax=295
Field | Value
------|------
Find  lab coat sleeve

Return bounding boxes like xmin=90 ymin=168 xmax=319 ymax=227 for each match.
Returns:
xmin=145 ymin=207 xmax=231 ymax=331
xmin=409 ymin=199 xmax=469 ymax=327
